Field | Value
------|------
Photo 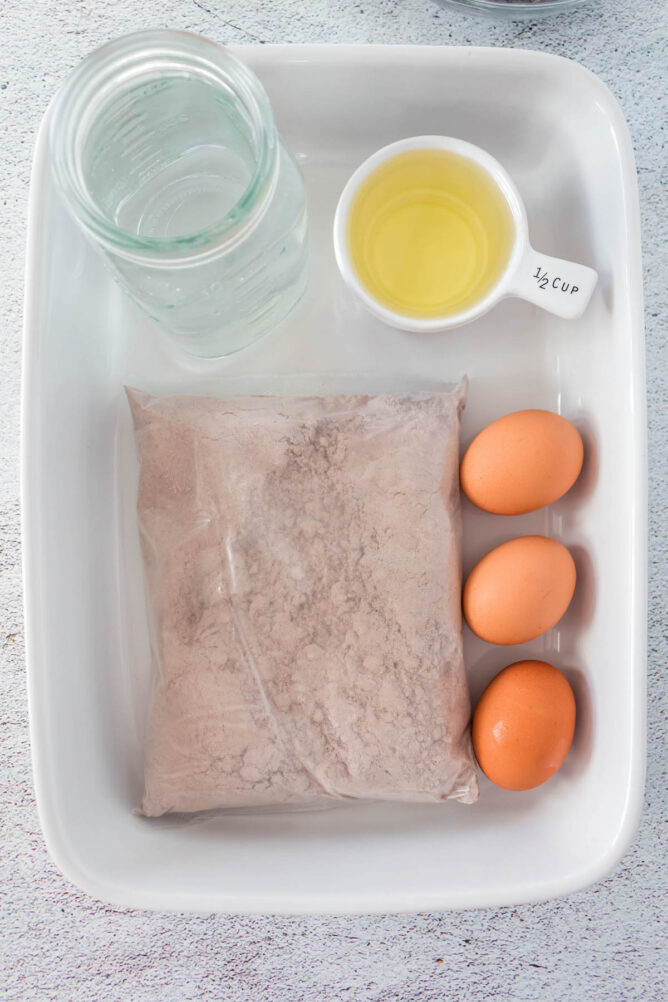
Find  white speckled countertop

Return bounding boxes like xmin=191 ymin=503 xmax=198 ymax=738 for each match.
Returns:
xmin=2 ymin=1 xmax=666 ymax=999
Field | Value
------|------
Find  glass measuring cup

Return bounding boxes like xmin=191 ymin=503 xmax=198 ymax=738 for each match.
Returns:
xmin=49 ymin=31 xmax=308 ymax=358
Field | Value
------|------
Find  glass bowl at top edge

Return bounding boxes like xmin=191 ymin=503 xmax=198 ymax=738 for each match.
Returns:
xmin=435 ymin=0 xmax=594 ymax=19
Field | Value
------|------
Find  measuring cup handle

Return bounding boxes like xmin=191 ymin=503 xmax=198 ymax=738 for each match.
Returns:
xmin=508 ymin=247 xmax=598 ymax=320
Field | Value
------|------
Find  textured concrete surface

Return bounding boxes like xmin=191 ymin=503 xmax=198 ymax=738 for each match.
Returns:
xmin=1 ymin=1 xmax=666 ymax=1000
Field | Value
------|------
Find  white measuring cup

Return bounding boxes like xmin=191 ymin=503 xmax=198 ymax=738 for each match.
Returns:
xmin=333 ymin=136 xmax=598 ymax=333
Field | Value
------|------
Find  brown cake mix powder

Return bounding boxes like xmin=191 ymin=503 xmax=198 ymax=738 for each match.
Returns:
xmin=127 ymin=387 xmax=478 ymax=815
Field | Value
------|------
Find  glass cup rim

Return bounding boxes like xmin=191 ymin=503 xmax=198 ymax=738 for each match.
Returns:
xmin=49 ymin=29 xmax=279 ymax=266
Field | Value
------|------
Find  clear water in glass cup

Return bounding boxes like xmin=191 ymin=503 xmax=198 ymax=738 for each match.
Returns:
xmin=50 ymin=31 xmax=308 ymax=358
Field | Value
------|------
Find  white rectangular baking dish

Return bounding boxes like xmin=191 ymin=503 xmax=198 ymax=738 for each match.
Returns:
xmin=22 ymin=45 xmax=646 ymax=913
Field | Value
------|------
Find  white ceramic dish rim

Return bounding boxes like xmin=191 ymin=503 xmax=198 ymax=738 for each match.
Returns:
xmin=22 ymin=44 xmax=647 ymax=914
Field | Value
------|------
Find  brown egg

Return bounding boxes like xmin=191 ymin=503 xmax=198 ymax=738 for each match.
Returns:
xmin=472 ymin=660 xmax=576 ymax=791
xmin=460 ymin=409 xmax=584 ymax=515
xmin=463 ymin=535 xmax=576 ymax=644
